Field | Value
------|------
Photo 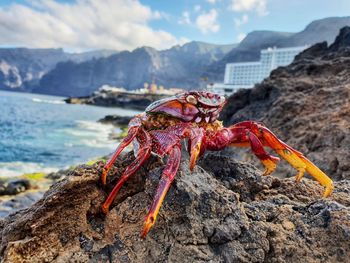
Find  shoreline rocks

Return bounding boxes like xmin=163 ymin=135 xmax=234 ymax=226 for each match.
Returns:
xmin=65 ymin=89 xmax=169 ymax=111
xmin=0 ymin=179 xmax=31 ymax=196
xmin=98 ymin=115 xmax=132 ymax=126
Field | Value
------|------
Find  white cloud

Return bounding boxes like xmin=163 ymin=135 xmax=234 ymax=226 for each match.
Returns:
xmin=194 ymin=5 xmax=201 ymax=12
xmin=207 ymin=0 xmax=217 ymax=4
xmin=237 ymin=33 xmax=247 ymax=42
xmin=0 ymin=0 xmax=185 ymax=51
xmin=195 ymin=9 xmax=220 ymax=34
xmin=234 ymin=14 xmax=249 ymax=27
xmin=178 ymin=11 xmax=191 ymax=25
xmin=231 ymin=0 xmax=268 ymax=16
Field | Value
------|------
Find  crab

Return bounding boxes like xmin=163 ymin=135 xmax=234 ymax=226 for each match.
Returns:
xmin=101 ymin=91 xmax=333 ymax=238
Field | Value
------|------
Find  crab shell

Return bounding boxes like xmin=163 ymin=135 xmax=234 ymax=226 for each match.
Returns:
xmin=145 ymin=91 xmax=226 ymax=123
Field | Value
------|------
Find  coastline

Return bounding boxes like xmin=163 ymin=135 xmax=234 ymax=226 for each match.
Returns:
xmin=64 ymin=89 xmax=170 ymax=110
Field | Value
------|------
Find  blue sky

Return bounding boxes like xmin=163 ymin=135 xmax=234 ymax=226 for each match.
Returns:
xmin=0 ymin=0 xmax=349 ymax=51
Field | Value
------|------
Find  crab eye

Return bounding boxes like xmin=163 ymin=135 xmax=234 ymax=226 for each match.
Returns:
xmin=186 ymin=95 xmax=197 ymax=105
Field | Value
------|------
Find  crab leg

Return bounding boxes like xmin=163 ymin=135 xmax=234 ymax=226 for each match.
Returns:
xmin=257 ymin=125 xmax=333 ymax=197
xmin=142 ymin=143 xmax=182 ymax=238
xmin=102 ymin=129 xmax=151 ymax=214
xmin=206 ymin=126 xmax=280 ymax=175
xmin=246 ymin=131 xmax=280 ymax=176
xmin=207 ymin=121 xmax=333 ymax=197
xmin=101 ymin=117 xmax=142 ymax=185
xmin=188 ymin=127 xmax=205 ymax=170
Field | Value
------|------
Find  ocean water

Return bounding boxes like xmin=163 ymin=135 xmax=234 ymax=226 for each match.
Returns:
xmin=0 ymin=90 xmax=140 ymax=177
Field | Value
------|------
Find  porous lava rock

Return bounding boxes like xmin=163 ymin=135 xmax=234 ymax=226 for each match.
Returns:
xmin=0 ymin=152 xmax=349 ymax=263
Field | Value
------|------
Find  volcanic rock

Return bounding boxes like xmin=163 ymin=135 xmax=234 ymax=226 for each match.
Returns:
xmin=220 ymin=26 xmax=350 ymax=181
xmin=98 ymin=115 xmax=132 ymax=126
xmin=0 ymin=179 xmax=31 ymax=196
xmin=0 ymin=153 xmax=349 ymax=262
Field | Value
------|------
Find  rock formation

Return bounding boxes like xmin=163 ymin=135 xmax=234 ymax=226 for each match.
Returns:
xmin=0 ymin=152 xmax=349 ymax=262
xmin=220 ymin=26 xmax=350 ymax=181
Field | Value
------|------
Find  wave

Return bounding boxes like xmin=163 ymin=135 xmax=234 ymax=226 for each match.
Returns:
xmin=0 ymin=162 xmax=59 ymax=178
xmin=32 ymin=98 xmax=65 ymax=105
xmin=60 ymin=120 xmax=119 ymax=149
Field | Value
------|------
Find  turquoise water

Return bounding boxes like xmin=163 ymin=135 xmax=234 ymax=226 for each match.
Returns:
xmin=0 ymin=90 xmax=139 ymax=177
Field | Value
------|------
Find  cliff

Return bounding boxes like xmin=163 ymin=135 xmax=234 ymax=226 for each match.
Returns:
xmin=0 ymin=48 xmax=117 ymax=92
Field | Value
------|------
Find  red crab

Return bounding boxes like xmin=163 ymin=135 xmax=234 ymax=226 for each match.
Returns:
xmin=101 ymin=91 xmax=333 ymax=237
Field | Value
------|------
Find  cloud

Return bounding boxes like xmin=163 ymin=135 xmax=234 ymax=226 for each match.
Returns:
xmin=234 ymin=14 xmax=249 ymax=27
xmin=237 ymin=33 xmax=247 ymax=42
xmin=0 ymin=0 xmax=185 ymax=51
xmin=230 ymin=0 xmax=268 ymax=16
xmin=195 ymin=9 xmax=220 ymax=34
xmin=206 ymin=0 xmax=217 ymax=4
xmin=194 ymin=5 xmax=201 ymax=12
xmin=178 ymin=11 xmax=191 ymax=25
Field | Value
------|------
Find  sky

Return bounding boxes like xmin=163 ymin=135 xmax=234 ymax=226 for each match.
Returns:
xmin=0 ymin=0 xmax=349 ymax=52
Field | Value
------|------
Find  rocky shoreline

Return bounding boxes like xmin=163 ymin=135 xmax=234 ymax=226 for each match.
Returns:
xmin=0 ymin=167 xmax=83 ymax=219
xmin=65 ymin=89 xmax=169 ymax=110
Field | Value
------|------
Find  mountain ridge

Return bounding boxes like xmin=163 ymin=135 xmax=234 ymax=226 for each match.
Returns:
xmin=0 ymin=16 xmax=349 ymax=96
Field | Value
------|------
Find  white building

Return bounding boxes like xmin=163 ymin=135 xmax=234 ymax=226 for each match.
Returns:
xmin=209 ymin=46 xmax=308 ymax=96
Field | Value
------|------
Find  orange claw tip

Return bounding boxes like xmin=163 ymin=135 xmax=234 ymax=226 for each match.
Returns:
xmin=189 ymin=161 xmax=196 ymax=171
xmin=141 ymin=216 xmax=155 ymax=238
xmin=101 ymin=168 xmax=108 ymax=186
xmin=140 ymin=227 xmax=149 ymax=239
xmin=323 ymin=184 xmax=334 ymax=198
xmin=101 ymin=204 xmax=109 ymax=214
xmin=189 ymin=152 xmax=199 ymax=171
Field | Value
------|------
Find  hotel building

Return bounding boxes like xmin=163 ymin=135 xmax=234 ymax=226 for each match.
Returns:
xmin=208 ymin=46 xmax=308 ymax=96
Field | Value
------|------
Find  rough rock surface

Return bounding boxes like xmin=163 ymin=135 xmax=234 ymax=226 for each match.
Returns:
xmin=0 ymin=152 xmax=349 ymax=263
xmin=220 ymin=27 xmax=350 ymax=181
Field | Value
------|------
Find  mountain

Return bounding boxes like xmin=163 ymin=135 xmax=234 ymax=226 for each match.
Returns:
xmin=1 ymin=16 xmax=349 ymax=96
xmin=206 ymin=16 xmax=350 ymax=81
xmin=33 ymin=41 xmax=236 ymax=96
xmin=0 ymin=48 xmax=117 ymax=91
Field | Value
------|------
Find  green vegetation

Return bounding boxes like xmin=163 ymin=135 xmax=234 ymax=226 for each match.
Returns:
xmin=21 ymin=172 xmax=47 ymax=181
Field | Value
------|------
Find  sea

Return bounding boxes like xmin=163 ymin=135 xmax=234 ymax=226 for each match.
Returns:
xmin=0 ymin=90 xmax=140 ymax=178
